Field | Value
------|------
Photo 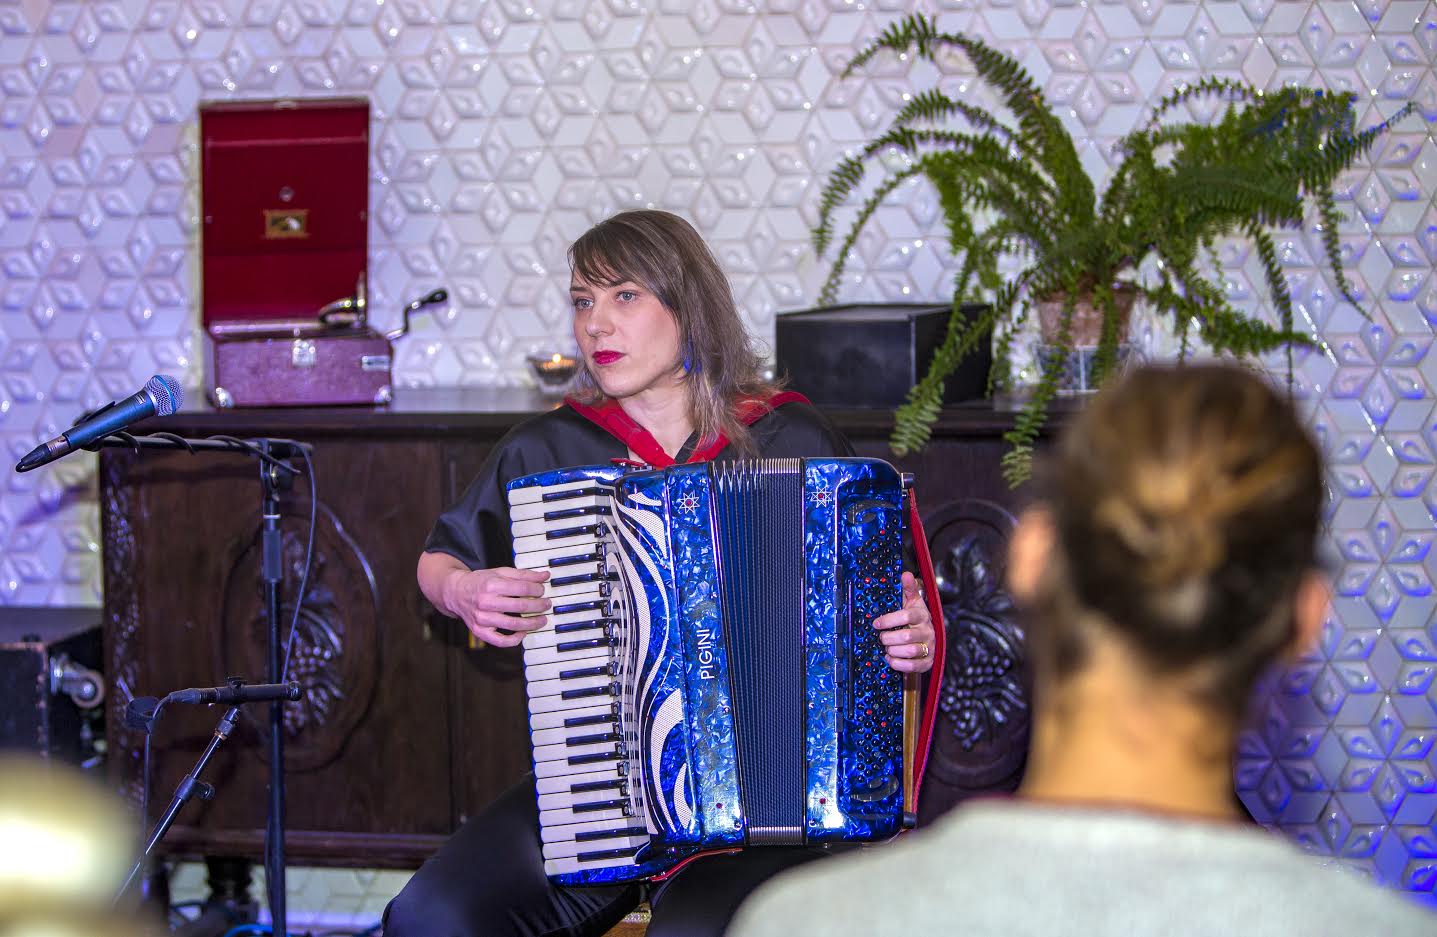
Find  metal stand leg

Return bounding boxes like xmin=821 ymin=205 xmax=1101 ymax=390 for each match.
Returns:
xmin=117 ymin=707 xmax=243 ymax=903
xmin=258 ymin=444 xmax=292 ymax=935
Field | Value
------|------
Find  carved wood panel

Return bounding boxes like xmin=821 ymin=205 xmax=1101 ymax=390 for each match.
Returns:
xmin=216 ymin=506 xmax=380 ymax=773
xmin=917 ymin=498 xmax=1031 ymax=824
xmin=102 ymin=440 xmax=458 ymax=865
xmin=101 ymin=449 xmax=147 ymax=810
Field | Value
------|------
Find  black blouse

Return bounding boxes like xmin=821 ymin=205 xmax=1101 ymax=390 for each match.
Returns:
xmin=424 ymin=401 xmax=855 ymax=571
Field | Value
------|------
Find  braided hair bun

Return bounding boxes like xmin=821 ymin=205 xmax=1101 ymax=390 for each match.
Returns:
xmin=1042 ymin=364 xmax=1323 ymax=710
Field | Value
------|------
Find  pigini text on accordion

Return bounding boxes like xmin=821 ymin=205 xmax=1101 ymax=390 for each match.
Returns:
xmin=506 ymin=457 xmax=914 ymax=885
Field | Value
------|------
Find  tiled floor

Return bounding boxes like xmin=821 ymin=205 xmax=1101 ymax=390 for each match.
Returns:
xmin=169 ymin=861 xmax=411 ymax=934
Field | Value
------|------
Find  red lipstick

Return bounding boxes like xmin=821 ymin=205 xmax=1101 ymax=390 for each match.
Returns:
xmin=592 ymin=351 xmax=623 ymax=365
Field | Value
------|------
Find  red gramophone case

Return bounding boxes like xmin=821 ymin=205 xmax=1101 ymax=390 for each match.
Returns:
xmin=200 ymin=97 xmax=409 ymax=408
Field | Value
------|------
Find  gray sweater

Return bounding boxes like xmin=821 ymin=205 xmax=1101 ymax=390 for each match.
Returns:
xmin=727 ymin=799 xmax=1435 ymax=937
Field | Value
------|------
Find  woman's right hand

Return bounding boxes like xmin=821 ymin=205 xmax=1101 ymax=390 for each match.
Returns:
xmin=441 ymin=566 xmax=551 ymax=648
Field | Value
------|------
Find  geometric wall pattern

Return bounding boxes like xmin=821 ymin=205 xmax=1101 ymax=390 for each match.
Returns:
xmin=2 ymin=0 xmax=1434 ymax=919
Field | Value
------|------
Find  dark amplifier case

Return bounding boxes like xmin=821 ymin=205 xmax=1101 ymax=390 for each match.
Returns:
xmin=0 ymin=606 xmax=104 ymax=766
xmin=774 ymin=302 xmax=992 ymax=409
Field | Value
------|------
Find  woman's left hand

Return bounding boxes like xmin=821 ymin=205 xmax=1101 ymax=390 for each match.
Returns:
xmin=875 ymin=571 xmax=937 ymax=674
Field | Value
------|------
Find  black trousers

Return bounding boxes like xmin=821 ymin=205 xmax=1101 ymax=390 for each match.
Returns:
xmin=383 ymin=775 xmax=830 ymax=937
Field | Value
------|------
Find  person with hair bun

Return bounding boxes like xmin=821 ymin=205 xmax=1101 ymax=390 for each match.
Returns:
xmin=729 ymin=363 xmax=1434 ymax=937
xmin=385 ymin=210 xmax=937 ymax=937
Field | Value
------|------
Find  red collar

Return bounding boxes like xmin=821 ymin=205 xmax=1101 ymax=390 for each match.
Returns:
xmin=564 ymin=391 xmax=811 ymax=467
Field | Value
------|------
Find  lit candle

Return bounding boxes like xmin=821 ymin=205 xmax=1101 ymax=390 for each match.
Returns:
xmin=527 ymin=351 xmax=580 ymax=392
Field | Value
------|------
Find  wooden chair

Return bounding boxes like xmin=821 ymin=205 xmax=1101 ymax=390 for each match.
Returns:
xmin=601 ymin=902 xmax=651 ymax=937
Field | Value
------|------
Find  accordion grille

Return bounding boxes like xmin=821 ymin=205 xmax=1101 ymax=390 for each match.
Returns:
xmin=712 ymin=458 xmax=806 ymax=845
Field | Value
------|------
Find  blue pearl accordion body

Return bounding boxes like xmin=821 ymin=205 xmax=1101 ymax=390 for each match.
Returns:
xmin=506 ymin=458 xmax=907 ymax=885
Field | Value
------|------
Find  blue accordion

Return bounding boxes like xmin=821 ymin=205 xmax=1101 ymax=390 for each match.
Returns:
xmin=506 ymin=458 xmax=909 ymax=884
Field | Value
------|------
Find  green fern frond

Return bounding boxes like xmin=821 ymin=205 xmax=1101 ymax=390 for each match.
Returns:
xmin=1143 ymin=76 xmax=1263 ymax=130
xmin=1089 ymin=280 xmax=1123 ymax=386
xmin=945 ymin=34 xmax=1094 ymax=225
xmin=817 ymin=164 xmax=926 ymax=305
xmin=922 ymin=147 xmax=1061 ymax=243
xmin=846 ymin=15 xmax=1094 ymax=227
xmin=891 ymin=290 xmax=1009 ymax=455
xmin=1248 ymin=225 xmax=1297 ymax=336
xmin=1249 ymin=223 xmax=1300 ymax=380
xmin=1000 ymin=290 xmax=1076 ymax=486
xmin=815 ymin=127 xmax=1060 ymax=270
xmin=813 ymin=154 xmax=869 ymax=255
xmin=988 ymin=296 xmax=1029 ymax=395
xmin=999 ymin=444 xmax=1035 ymax=488
xmin=843 ymin=13 xmax=942 ymax=78
xmin=1313 ymin=192 xmax=1361 ymax=309
xmin=1294 ymin=101 xmax=1415 ymax=192
xmin=1163 ymin=170 xmax=1305 ymax=229
xmin=1175 ymin=264 xmax=1312 ymax=356
xmin=891 ymin=88 xmax=1036 ymax=161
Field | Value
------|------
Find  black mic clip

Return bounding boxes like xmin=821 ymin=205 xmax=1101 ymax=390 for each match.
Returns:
xmin=177 ymin=776 xmax=216 ymax=804
xmin=124 ymin=695 xmax=162 ymax=734
xmin=72 ymin=398 xmax=120 ymax=428
xmin=164 ymin=676 xmax=304 ymax=707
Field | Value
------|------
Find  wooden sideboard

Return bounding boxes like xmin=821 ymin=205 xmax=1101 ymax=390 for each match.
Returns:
xmin=101 ymin=390 xmax=1048 ymax=867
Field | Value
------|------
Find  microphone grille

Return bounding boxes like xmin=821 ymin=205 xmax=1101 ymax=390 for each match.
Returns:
xmin=146 ymin=374 xmax=184 ymax=416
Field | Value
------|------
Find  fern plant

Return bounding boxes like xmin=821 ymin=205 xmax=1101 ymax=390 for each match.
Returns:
xmin=815 ymin=14 xmax=1415 ymax=485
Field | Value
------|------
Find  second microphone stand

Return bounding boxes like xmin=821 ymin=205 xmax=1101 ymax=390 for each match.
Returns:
xmin=117 ymin=702 xmax=242 ymax=903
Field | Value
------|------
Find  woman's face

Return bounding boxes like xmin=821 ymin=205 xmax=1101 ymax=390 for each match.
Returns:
xmin=571 ymin=273 xmax=685 ymax=401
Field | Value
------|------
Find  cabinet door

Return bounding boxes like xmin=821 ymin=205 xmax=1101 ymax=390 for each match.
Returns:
xmin=433 ymin=441 xmax=534 ymax=828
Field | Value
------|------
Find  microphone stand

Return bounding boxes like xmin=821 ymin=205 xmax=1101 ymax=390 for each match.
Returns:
xmin=258 ymin=439 xmax=290 ymax=935
xmin=117 ymin=704 xmax=242 ymax=903
xmin=91 ymin=431 xmax=310 ymax=937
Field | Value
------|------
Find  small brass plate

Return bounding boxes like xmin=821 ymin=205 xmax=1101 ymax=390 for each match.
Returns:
xmin=264 ymin=209 xmax=309 ymax=239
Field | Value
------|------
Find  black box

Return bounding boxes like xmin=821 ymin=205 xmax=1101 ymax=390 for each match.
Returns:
xmin=774 ymin=303 xmax=992 ymax=409
xmin=0 ymin=606 xmax=104 ymax=765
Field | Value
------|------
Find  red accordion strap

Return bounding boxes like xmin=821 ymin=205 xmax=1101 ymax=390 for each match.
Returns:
xmin=907 ymin=488 xmax=946 ymax=812
xmin=564 ymin=391 xmax=812 ymax=466
xmin=564 ymin=396 xmax=674 ymax=467
xmin=687 ymin=391 xmax=810 ymax=462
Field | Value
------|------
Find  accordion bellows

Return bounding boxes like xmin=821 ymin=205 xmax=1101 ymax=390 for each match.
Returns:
xmin=507 ymin=458 xmax=910 ymax=884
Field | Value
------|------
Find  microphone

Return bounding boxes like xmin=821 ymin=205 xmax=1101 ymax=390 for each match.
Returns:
xmin=165 ymin=682 xmax=303 ymax=706
xmin=15 ymin=374 xmax=183 ymax=472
